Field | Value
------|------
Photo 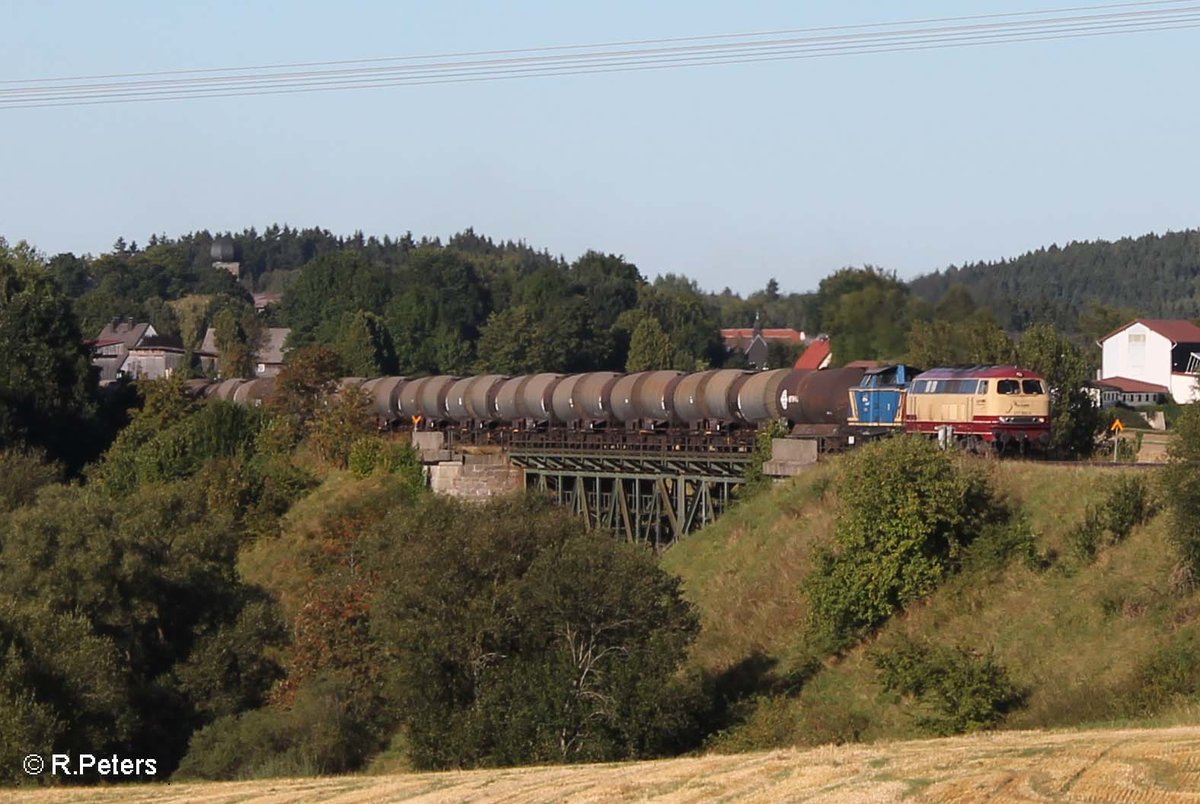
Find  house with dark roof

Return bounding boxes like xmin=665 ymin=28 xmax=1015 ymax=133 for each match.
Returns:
xmin=1097 ymin=319 xmax=1200 ymax=403
xmin=720 ymin=318 xmax=804 ymax=370
xmin=200 ymin=327 xmax=291 ymax=378
xmin=89 ymin=319 xmax=184 ymax=383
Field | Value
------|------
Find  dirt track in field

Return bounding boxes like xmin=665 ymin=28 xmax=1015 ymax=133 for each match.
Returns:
xmin=10 ymin=725 xmax=1200 ymax=802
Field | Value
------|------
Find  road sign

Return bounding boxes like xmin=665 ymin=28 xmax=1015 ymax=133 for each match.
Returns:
xmin=1110 ymin=419 xmax=1125 ymax=433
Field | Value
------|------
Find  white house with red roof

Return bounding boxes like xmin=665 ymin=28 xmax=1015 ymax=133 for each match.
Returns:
xmin=1097 ymin=319 xmax=1200 ymax=404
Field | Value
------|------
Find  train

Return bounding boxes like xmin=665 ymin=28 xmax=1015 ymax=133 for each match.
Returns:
xmin=185 ymin=363 xmax=1052 ymax=453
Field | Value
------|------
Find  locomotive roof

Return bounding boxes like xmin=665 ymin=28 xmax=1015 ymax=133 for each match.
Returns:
xmin=915 ymin=365 xmax=1045 ymax=380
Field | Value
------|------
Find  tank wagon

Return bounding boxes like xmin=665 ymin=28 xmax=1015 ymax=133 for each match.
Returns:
xmin=185 ymin=362 xmax=1051 ymax=452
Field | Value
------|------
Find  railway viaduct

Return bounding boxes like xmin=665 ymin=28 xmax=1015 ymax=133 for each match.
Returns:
xmin=413 ymin=430 xmax=818 ymax=547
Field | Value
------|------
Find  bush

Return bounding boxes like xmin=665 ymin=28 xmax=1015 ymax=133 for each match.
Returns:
xmin=1120 ymin=629 xmax=1200 ymax=717
xmin=1068 ymin=475 xmax=1156 ymax=565
xmin=806 ymin=436 xmax=1000 ymax=651
xmin=740 ymin=420 xmax=788 ymax=494
xmin=349 ymin=438 xmax=425 ymax=492
xmin=1066 ymin=506 xmax=1106 ymax=564
xmin=348 ymin=437 xmax=383 ymax=477
xmin=1102 ymin=474 xmax=1154 ymax=543
xmin=873 ymin=638 xmax=1025 ymax=736
xmin=961 ymin=513 xmax=1037 ymax=574
xmin=176 ymin=674 xmax=385 ymax=780
xmin=306 ymin=388 xmax=373 ymax=468
xmin=1161 ymin=404 xmax=1200 ymax=575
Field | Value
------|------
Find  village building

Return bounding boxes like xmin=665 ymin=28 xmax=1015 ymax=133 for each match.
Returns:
xmin=720 ymin=317 xmax=804 ymax=369
xmin=1097 ymin=319 xmax=1200 ymax=404
xmin=89 ymin=319 xmax=185 ymax=383
xmin=200 ymin=327 xmax=291 ymax=378
xmin=793 ymin=336 xmax=833 ymax=370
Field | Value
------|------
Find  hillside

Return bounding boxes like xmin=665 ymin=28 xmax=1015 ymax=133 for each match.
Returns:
xmin=10 ymin=725 xmax=1200 ymax=802
xmin=907 ymin=228 xmax=1200 ymax=330
xmin=662 ymin=459 xmax=1200 ymax=750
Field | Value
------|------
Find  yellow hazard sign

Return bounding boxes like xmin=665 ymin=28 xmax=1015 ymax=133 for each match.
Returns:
xmin=1110 ymin=419 xmax=1125 ymax=433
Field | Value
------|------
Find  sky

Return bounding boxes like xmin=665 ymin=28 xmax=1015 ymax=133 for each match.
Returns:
xmin=2 ymin=1 xmax=1198 ymax=295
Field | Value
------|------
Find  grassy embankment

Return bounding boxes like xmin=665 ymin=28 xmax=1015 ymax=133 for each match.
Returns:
xmin=662 ymin=458 xmax=1200 ymax=751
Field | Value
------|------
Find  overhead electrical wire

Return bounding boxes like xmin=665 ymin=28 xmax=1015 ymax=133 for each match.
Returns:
xmin=1 ymin=0 xmax=1196 ymax=109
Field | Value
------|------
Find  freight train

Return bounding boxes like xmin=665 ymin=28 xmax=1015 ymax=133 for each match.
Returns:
xmin=186 ymin=363 xmax=1052 ymax=452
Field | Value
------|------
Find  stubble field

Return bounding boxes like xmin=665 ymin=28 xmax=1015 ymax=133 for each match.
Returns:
xmin=10 ymin=725 xmax=1200 ymax=803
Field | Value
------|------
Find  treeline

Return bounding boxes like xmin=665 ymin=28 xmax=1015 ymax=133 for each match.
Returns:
xmin=909 ymin=229 xmax=1200 ymax=332
xmin=33 ymin=224 xmax=1200 ymax=381
xmin=41 ymin=227 xmax=759 ymax=377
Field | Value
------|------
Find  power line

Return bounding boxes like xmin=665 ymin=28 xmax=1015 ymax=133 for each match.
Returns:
xmin=0 ymin=0 xmax=1189 ymax=86
xmin=2 ymin=2 xmax=1196 ymax=109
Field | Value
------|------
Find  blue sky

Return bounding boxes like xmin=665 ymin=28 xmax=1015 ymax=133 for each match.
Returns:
xmin=2 ymin=1 xmax=1198 ymax=294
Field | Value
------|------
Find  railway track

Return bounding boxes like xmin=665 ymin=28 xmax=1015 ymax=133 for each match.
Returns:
xmin=1004 ymin=459 xmax=1166 ymax=470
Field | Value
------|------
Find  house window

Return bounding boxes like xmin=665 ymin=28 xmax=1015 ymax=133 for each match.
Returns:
xmin=1129 ymin=333 xmax=1146 ymax=373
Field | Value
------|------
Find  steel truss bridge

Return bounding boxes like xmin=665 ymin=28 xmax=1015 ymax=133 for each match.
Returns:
xmin=500 ymin=429 xmax=757 ymax=547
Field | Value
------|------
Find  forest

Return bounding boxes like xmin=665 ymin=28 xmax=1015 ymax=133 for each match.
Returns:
xmin=909 ymin=229 xmax=1200 ymax=333
xmin=1 ymin=223 xmax=1196 ymax=784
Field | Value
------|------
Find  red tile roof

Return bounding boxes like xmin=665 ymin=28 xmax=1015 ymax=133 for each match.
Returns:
xmin=794 ymin=339 xmax=832 ymax=370
xmin=720 ymin=327 xmax=803 ymax=344
xmin=1098 ymin=319 xmax=1200 ymax=345
xmin=1099 ymin=376 xmax=1170 ymax=394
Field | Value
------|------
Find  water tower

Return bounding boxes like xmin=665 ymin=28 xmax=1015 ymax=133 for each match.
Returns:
xmin=211 ymin=238 xmax=242 ymax=279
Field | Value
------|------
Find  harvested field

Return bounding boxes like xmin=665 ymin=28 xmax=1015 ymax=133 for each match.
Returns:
xmin=10 ymin=725 xmax=1200 ymax=802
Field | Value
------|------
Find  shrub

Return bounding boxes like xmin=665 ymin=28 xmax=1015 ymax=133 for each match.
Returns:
xmin=1161 ymin=404 xmax=1200 ymax=575
xmin=306 ymin=387 xmax=373 ymax=468
xmin=1066 ymin=506 xmax=1106 ymax=564
xmin=873 ymin=638 xmax=1025 ymax=736
xmin=741 ymin=420 xmax=788 ymax=494
xmin=380 ymin=441 xmax=426 ymax=493
xmin=176 ymin=674 xmax=386 ymax=780
xmin=1102 ymin=474 xmax=1154 ymax=543
xmin=1068 ymin=475 xmax=1156 ymax=565
xmin=348 ymin=437 xmax=383 ymax=477
xmin=1120 ymin=629 xmax=1200 ymax=717
xmin=806 ymin=436 xmax=1000 ymax=651
xmin=961 ymin=513 xmax=1037 ymax=574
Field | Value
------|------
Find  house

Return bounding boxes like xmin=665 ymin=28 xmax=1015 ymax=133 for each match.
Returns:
xmin=124 ymin=335 xmax=187 ymax=380
xmin=200 ymin=327 xmax=291 ymax=378
xmin=89 ymin=319 xmax=184 ymax=383
xmin=794 ymin=336 xmax=833 ymax=370
xmin=720 ymin=318 xmax=804 ymax=370
xmin=1084 ymin=379 xmax=1121 ymax=409
xmin=1092 ymin=376 xmax=1168 ymax=407
xmin=1097 ymin=319 xmax=1200 ymax=403
xmin=252 ymin=292 xmax=283 ymax=313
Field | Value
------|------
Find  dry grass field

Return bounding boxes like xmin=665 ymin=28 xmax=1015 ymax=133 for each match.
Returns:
xmin=10 ymin=725 xmax=1200 ymax=803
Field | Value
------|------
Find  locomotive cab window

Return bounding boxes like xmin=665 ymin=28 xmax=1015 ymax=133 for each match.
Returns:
xmin=978 ymin=381 xmax=988 ymax=394
xmin=1022 ymin=379 xmax=1045 ymax=395
xmin=998 ymin=379 xmax=1020 ymax=395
